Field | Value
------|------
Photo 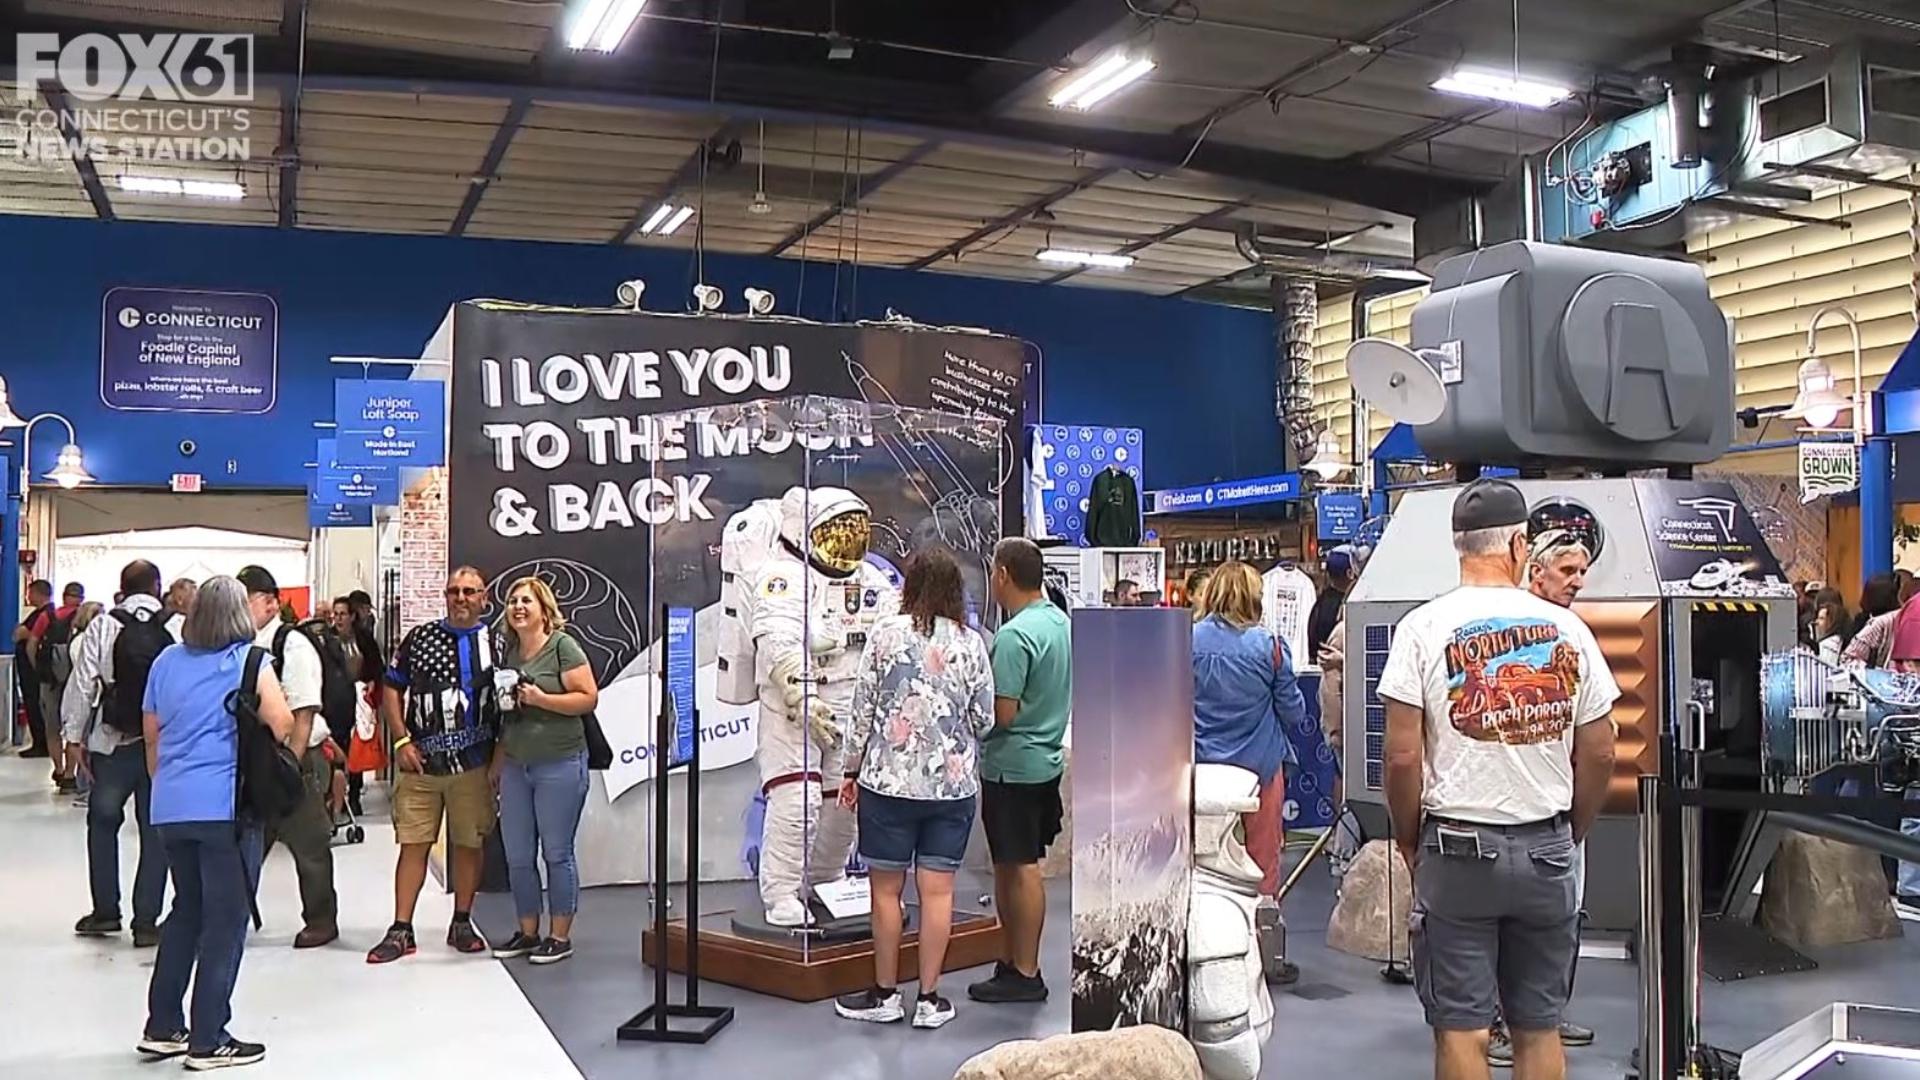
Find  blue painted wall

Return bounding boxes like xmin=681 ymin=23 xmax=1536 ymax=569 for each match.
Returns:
xmin=0 ymin=214 xmax=1279 ymax=490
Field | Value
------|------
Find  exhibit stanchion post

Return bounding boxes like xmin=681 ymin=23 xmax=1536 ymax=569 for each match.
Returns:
xmin=1636 ymin=774 xmax=1667 ymax=1080
xmin=615 ymin=606 xmax=734 ymax=1045
xmin=685 ymin=700 xmax=702 ymax=1004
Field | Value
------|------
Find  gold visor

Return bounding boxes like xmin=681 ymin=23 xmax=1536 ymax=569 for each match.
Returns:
xmin=809 ymin=511 xmax=872 ymax=575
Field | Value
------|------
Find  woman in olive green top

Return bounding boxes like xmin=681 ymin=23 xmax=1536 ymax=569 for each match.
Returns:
xmin=488 ymin=577 xmax=600 ymax=965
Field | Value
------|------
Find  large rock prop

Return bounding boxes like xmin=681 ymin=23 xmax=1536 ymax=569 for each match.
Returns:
xmin=1326 ymin=839 xmax=1414 ymax=962
xmin=953 ymin=1025 xmax=1202 ymax=1080
xmin=1758 ymin=831 xmax=1902 ymax=950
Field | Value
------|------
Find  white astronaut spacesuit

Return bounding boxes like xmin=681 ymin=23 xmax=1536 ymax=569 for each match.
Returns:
xmin=1189 ymin=763 xmax=1275 ymax=1080
xmin=738 ymin=485 xmax=900 ymax=926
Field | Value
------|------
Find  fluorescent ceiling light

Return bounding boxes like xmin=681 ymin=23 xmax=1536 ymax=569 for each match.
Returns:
xmin=566 ymin=0 xmax=646 ymax=52
xmin=1037 ymin=248 xmax=1134 ymax=269
xmin=659 ymin=205 xmax=696 ymax=236
xmin=181 ymin=179 xmax=245 ymax=199
xmin=1049 ymin=54 xmax=1155 ymax=110
xmin=1432 ymin=68 xmax=1571 ymax=109
xmin=118 ymin=176 xmax=245 ymax=199
xmin=638 ymin=203 xmax=675 ymax=234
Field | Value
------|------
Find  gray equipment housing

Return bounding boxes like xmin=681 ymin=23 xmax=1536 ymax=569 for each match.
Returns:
xmin=1410 ymin=241 xmax=1734 ymax=469
xmin=1339 ymin=479 xmax=1796 ymax=932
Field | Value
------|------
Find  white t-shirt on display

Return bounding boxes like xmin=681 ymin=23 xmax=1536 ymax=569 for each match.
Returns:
xmin=1377 ymin=585 xmax=1619 ymax=826
xmin=1261 ymin=564 xmax=1316 ymax=670
xmin=257 ymin=621 xmax=328 ymax=747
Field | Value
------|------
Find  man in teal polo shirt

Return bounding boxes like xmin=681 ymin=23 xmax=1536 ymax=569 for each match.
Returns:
xmin=970 ymin=537 xmax=1072 ymax=1005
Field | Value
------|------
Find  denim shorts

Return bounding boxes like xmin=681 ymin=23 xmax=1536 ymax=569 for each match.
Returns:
xmin=856 ymin=787 xmax=975 ymax=873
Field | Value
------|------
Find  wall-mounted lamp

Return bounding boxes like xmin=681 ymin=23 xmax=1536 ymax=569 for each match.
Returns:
xmin=0 ymin=377 xmax=26 ymax=429
xmin=743 ymin=287 xmax=776 ymax=316
xmin=22 ymin=413 xmax=89 ymax=492
xmin=693 ymin=284 xmax=724 ymax=312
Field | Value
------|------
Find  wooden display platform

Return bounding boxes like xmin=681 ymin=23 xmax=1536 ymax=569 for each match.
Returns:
xmin=642 ymin=911 xmax=1003 ymax=1002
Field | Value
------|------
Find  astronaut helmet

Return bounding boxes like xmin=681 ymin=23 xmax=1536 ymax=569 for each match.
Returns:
xmin=779 ymin=485 xmax=872 ymax=578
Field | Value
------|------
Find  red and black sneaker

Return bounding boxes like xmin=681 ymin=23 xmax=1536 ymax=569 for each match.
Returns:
xmin=447 ymin=917 xmax=488 ymax=955
xmin=366 ymin=923 xmax=417 ymax=965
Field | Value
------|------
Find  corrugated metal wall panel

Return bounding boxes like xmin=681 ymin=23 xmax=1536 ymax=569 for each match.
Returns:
xmin=1310 ymin=288 xmax=1427 ymax=455
xmin=1688 ymin=176 xmax=1919 ymax=414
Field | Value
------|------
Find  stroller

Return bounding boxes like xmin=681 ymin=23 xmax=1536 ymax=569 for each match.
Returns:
xmin=320 ymin=737 xmax=367 ymax=845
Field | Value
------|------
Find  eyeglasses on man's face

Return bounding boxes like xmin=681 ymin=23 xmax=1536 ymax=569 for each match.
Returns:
xmin=444 ymin=586 xmax=484 ymax=598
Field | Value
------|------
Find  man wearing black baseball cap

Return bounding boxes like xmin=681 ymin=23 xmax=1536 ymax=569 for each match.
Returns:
xmin=238 ymin=565 xmax=338 ymax=949
xmin=1373 ymin=480 xmax=1619 ymax=1080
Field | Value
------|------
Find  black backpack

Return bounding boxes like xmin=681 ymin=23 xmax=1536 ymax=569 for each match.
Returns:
xmin=273 ymin=620 xmax=358 ymax=747
xmin=19 ymin=603 xmax=51 ymax=680
xmin=105 ymin=608 xmax=173 ymax=736
xmin=228 ymin=645 xmax=305 ymax=927
xmin=40 ymin=609 xmax=77 ymax=686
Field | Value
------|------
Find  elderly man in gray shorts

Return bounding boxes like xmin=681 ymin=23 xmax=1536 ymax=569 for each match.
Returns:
xmin=1378 ymin=481 xmax=1619 ymax=1080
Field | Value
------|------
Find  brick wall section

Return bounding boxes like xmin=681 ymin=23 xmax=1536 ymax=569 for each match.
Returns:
xmin=398 ymin=469 xmax=448 ymax=635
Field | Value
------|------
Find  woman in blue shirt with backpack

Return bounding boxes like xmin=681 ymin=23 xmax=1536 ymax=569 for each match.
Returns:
xmin=1191 ymin=561 xmax=1307 ymax=900
xmin=137 ymin=575 xmax=295 ymax=1072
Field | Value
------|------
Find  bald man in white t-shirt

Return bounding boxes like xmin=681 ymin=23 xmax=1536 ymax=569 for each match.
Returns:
xmin=1378 ymin=482 xmax=1617 ymax=1080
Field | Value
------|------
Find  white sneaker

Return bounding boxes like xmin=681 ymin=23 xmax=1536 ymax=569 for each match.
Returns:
xmin=834 ymin=987 xmax=903 ymax=1024
xmin=765 ymin=897 xmax=812 ymax=927
xmin=912 ymin=993 xmax=956 ymax=1029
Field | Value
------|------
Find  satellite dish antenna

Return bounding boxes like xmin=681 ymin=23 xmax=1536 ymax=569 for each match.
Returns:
xmin=1346 ymin=338 xmax=1447 ymax=425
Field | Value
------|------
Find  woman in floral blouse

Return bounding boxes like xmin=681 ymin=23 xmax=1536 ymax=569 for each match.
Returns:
xmin=833 ymin=547 xmax=995 ymax=1031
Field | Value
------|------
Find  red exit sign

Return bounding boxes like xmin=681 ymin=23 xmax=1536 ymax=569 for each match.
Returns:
xmin=170 ymin=473 xmax=203 ymax=493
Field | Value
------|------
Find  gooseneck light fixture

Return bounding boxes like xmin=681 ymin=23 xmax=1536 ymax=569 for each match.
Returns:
xmin=22 ymin=412 xmax=91 ymax=491
xmin=1792 ymin=305 xmax=1866 ymax=444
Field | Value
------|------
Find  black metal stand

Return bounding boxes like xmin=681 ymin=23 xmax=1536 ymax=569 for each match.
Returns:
xmin=618 ymin=608 xmax=734 ymax=1045
xmin=1380 ymin=818 xmax=1414 ymax=986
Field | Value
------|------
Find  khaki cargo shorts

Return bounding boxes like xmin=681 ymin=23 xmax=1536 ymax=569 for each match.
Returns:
xmin=392 ymin=769 xmax=495 ymax=848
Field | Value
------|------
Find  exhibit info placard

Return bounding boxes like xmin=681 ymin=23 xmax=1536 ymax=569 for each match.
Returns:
xmin=335 ymin=379 xmax=447 ymax=467
xmin=665 ymin=605 xmax=696 ymax=767
xmin=445 ymin=302 xmax=1032 ymax=799
xmin=101 ymin=287 xmax=278 ymax=413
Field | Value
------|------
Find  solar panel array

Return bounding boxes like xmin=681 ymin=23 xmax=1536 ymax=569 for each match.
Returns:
xmin=1363 ymin=621 xmax=1394 ymax=791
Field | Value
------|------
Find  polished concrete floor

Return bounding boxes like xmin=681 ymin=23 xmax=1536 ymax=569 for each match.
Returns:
xmin=7 ymin=745 xmax=1919 ymax=1079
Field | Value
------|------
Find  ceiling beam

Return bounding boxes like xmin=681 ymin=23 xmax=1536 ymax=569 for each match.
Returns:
xmin=767 ymin=140 xmax=939 ymax=258
xmin=449 ymin=93 xmax=529 ymax=237
xmin=1040 ymin=198 xmax=1253 ymax=286
xmin=1352 ymin=105 xmax=1502 ymax=163
xmin=905 ymin=167 xmax=1120 ymax=272
xmin=277 ymin=0 xmax=308 ymax=227
xmin=610 ymin=117 xmax=748 ymax=246
xmin=42 ymin=86 xmax=112 ymax=220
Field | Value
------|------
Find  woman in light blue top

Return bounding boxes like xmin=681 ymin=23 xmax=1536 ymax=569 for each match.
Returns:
xmin=139 ymin=575 xmax=294 ymax=1072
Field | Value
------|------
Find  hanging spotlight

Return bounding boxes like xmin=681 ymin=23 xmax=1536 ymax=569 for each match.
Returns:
xmin=743 ymin=287 xmax=776 ymax=316
xmin=615 ymin=279 xmax=646 ymax=310
xmin=47 ymin=442 xmax=92 ymax=489
xmin=693 ymin=284 xmax=724 ymax=312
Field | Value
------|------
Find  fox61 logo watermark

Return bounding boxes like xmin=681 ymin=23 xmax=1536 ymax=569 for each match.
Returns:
xmin=9 ymin=33 xmax=255 ymax=165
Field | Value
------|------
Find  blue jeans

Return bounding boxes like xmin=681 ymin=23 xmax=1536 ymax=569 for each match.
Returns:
xmin=88 ymin=741 xmax=167 ymax=926
xmin=497 ymin=751 xmax=589 ymax=921
xmin=147 ymin=821 xmax=263 ymax=1052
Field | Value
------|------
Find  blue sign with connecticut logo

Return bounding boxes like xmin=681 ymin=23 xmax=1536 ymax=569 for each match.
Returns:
xmin=1149 ymin=473 xmax=1301 ymax=514
xmin=101 ymin=287 xmax=278 ymax=414
xmin=335 ymin=379 xmax=445 ymax=467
